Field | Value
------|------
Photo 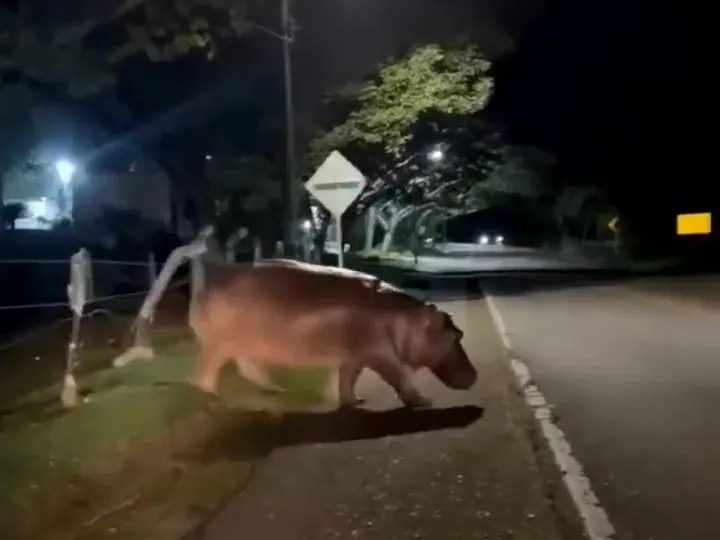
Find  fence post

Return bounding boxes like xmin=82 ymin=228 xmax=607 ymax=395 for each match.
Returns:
xmin=253 ymin=238 xmax=263 ymax=262
xmin=225 ymin=227 xmax=249 ymax=263
xmin=148 ymin=252 xmax=157 ymax=288
xmin=190 ymin=256 xmax=205 ymax=307
xmin=114 ymin=228 xmax=212 ymax=368
xmin=302 ymin=235 xmax=312 ymax=262
xmin=62 ymin=248 xmax=91 ymax=409
xmin=275 ymin=241 xmax=285 ymax=259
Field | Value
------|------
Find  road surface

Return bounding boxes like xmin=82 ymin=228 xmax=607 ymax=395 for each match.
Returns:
xmin=484 ymin=274 xmax=720 ymax=540
xmin=189 ymin=299 xmax=584 ymax=540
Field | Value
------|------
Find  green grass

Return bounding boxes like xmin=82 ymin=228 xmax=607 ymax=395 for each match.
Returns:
xmin=0 ymin=346 xmax=202 ymax=537
xmin=0 ymin=334 xmax=333 ymax=539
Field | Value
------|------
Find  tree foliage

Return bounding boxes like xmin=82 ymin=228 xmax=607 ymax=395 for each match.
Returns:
xmin=0 ymin=0 xmax=261 ymax=227
xmin=355 ymin=115 xmax=504 ymax=213
xmin=1 ymin=201 xmax=28 ymax=230
xmin=306 ymin=43 xmax=560 ymax=253
xmin=208 ymin=154 xmax=282 ymax=242
xmin=309 ymin=44 xmax=494 ymax=164
xmin=0 ymin=0 xmax=257 ymax=97
xmin=554 ymin=185 xmax=614 ymax=239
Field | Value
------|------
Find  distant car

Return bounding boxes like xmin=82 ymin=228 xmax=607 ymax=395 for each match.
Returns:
xmin=477 ymin=232 xmax=506 ymax=246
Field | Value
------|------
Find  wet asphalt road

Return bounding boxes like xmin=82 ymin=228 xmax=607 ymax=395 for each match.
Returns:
xmin=484 ymin=274 xmax=720 ymax=540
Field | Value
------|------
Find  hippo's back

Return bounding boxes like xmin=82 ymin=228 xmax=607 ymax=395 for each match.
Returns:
xmin=190 ymin=262 xmax=417 ymax=367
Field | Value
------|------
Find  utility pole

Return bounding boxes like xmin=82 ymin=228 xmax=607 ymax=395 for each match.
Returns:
xmin=246 ymin=2 xmax=298 ymax=254
xmin=282 ymin=0 xmax=297 ymax=254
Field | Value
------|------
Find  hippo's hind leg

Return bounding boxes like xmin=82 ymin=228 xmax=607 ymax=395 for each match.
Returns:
xmin=338 ymin=362 xmax=365 ymax=407
xmin=372 ymin=360 xmax=431 ymax=408
xmin=234 ymin=358 xmax=285 ymax=393
xmin=194 ymin=346 xmax=225 ymax=394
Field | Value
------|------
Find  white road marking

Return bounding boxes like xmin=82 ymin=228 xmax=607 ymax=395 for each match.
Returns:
xmin=484 ymin=292 xmax=616 ymax=540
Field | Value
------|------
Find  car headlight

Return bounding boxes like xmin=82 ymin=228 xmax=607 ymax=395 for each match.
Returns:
xmin=479 ymin=234 xmax=490 ymax=245
xmin=495 ymin=235 xmax=504 ymax=245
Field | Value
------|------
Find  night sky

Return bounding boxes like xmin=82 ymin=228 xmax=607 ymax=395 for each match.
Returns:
xmin=248 ymin=0 xmax=714 ymax=219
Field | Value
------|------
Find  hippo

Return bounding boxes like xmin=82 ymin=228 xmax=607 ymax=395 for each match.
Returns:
xmin=189 ymin=260 xmax=477 ymax=407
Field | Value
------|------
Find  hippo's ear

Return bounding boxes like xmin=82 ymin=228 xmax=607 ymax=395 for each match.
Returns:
xmin=422 ymin=306 xmax=445 ymax=330
xmin=424 ymin=308 xmax=463 ymax=337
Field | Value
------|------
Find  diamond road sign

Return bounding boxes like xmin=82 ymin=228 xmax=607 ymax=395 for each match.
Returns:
xmin=305 ymin=151 xmax=367 ymax=217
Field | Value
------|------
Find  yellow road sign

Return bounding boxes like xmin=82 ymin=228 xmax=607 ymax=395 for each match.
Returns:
xmin=608 ymin=216 xmax=619 ymax=233
xmin=677 ymin=213 xmax=712 ymax=235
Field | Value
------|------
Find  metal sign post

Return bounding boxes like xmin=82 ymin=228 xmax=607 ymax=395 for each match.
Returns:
xmin=305 ymin=151 xmax=367 ymax=268
xmin=337 ymin=215 xmax=344 ymax=268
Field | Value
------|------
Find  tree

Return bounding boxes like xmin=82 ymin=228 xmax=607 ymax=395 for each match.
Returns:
xmin=0 ymin=0 xmax=256 ymax=96
xmin=309 ymin=44 xmax=494 ymax=164
xmin=554 ymin=185 xmax=614 ymax=242
xmin=1 ymin=202 xmax=28 ymax=230
xmin=475 ymin=146 xmax=556 ymax=200
xmin=207 ymin=153 xmax=282 ymax=246
xmin=0 ymin=0 xmax=261 ymax=228
xmin=307 ymin=44 xmax=496 ymax=253
xmin=353 ymin=116 xmax=506 ymax=252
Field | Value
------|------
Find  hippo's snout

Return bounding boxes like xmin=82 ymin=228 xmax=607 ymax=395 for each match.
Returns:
xmin=432 ymin=350 xmax=477 ymax=390
xmin=444 ymin=364 xmax=478 ymax=390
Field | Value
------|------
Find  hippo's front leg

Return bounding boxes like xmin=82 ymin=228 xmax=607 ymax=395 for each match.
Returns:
xmin=372 ymin=359 xmax=432 ymax=408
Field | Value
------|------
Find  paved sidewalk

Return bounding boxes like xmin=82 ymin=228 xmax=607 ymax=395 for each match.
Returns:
xmin=190 ymin=299 xmax=584 ymax=540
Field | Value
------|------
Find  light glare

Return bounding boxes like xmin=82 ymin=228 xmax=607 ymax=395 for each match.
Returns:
xmin=428 ymin=148 xmax=445 ymax=162
xmin=56 ymin=160 xmax=77 ymax=184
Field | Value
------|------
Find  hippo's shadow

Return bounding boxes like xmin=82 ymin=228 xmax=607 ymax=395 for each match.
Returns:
xmin=191 ymin=405 xmax=484 ymax=463
xmin=278 ymin=405 xmax=484 ymax=445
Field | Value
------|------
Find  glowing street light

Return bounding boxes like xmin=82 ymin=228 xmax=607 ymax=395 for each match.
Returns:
xmin=55 ymin=160 xmax=77 ymax=185
xmin=428 ymin=147 xmax=445 ymax=163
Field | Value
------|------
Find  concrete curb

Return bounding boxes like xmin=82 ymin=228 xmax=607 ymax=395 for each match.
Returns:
xmin=484 ymin=292 xmax=616 ymax=540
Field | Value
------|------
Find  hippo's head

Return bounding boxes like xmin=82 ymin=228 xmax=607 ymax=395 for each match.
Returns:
xmin=418 ymin=306 xmax=477 ymax=390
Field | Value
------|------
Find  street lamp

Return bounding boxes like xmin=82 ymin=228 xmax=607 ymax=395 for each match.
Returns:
xmin=55 ymin=159 xmax=77 ymax=220
xmin=428 ymin=147 xmax=445 ymax=163
xmin=56 ymin=159 xmax=77 ymax=185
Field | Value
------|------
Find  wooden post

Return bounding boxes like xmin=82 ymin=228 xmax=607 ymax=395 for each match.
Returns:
xmin=62 ymin=248 xmax=91 ymax=408
xmin=114 ymin=230 xmax=211 ymax=368
xmin=190 ymin=256 xmax=205 ymax=307
xmin=225 ymin=227 xmax=249 ymax=263
xmin=148 ymin=252 xmax=157 ymax=288
xmin=302 ymin=235 xmax=312 ymax=262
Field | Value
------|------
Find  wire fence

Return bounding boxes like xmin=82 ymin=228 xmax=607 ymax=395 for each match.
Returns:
xmin=0 ymin=282 xmax=187 ymax=355
xmin=0 ymin=288 xmax=152 ymax=311
xmin=0 ymin=259 xmax=153 ymax=266
xmin=0 ymin=234 xmax=212 ymax=409
xmin=0 ymin=254 xmax=160 ymax=344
